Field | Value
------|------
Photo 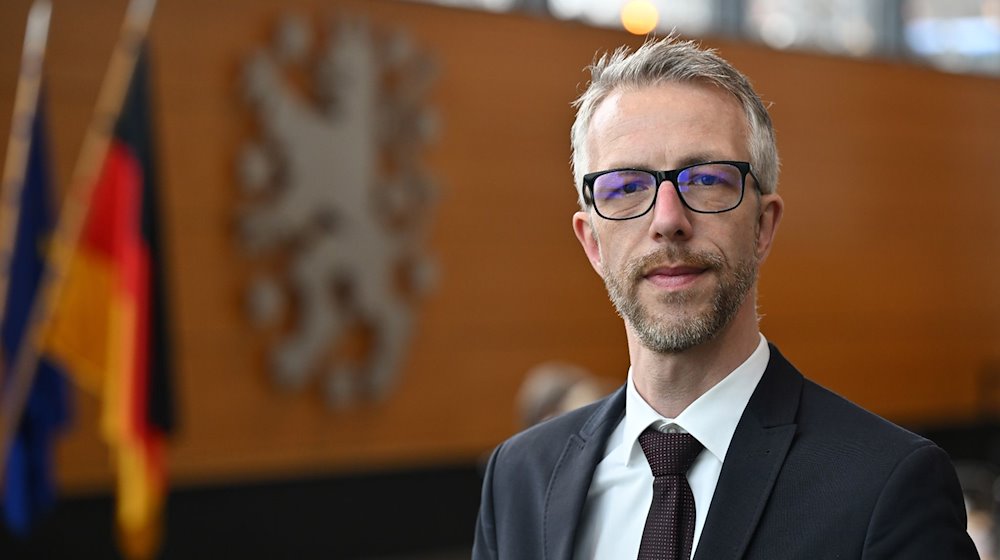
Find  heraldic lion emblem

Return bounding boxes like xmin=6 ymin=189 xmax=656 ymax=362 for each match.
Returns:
xmin=237 ymin=14 xmax=438 ymax=406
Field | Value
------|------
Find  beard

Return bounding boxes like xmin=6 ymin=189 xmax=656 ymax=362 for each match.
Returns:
xmin=602 ymin=243 xmax=759 ymax=354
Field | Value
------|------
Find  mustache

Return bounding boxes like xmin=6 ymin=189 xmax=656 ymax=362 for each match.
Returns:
xmin=626 ymin=245 xmax=725 ymax=281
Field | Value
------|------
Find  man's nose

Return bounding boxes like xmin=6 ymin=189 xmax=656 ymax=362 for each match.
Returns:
xmin=648 ymin=181 xmax=693 ymax=242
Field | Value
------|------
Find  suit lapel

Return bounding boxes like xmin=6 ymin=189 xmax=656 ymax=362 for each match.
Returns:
xmin=694 ymin=345 xmax=802 ymax=560
xmin=543 ymin=387 xmax=625 ymax=560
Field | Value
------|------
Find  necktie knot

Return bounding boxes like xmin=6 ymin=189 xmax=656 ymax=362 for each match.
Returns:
xmin=638 ymin=428 xmax=703 ymax=477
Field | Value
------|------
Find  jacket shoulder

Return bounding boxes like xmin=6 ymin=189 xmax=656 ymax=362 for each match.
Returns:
xmin=798 ymin=378 xmax=932 ymax=453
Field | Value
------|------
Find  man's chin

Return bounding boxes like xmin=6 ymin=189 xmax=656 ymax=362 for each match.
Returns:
xmin=633 ymin=320 xmax=715 ymax=355
xmin=623 ymin=297 xmax=723 ymax=354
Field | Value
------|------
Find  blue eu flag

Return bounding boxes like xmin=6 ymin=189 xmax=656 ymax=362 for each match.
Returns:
xmin=1 ymin=98 xmax=71 ymax=535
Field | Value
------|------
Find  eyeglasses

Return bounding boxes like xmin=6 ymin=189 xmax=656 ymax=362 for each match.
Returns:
xmin=582 ymin=161 xmax=757 ymax=220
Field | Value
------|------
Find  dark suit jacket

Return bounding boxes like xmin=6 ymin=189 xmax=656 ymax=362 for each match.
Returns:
xmin=473 ymin=345 xmax=978 ymax=559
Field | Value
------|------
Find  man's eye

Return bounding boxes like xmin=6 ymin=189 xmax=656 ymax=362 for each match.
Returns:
xmin=621 ymin=182 xmax=645 ymax=194
xmin=692 ymin=174 xmax=722 ymax=186
xmin=594 ymin=172 xmax=654 ymax=200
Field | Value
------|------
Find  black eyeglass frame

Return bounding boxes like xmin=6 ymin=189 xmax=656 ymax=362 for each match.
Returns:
xmin=582 ymin=160 xmax=759 ymax=220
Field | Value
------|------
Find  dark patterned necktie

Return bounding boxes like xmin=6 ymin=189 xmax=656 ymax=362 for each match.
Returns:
xmin=637 ymin=428 xmax=703 ymax=560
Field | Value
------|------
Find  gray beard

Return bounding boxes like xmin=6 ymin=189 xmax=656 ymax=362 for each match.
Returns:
xmin=603 ymin=245 xmax=758 ymax=354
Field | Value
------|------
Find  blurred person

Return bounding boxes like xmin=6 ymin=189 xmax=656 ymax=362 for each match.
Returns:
xmin=956 ymin=461 xmax=999 ymax=559
xmin=517 ymin=361 xmax=612 ymax=427
xmin=473 ymin=36 xmax=977 ymax=559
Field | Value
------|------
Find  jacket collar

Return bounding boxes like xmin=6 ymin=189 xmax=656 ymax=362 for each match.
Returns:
xmin=543 ymin=386 xmax=625 ymax=560
xmin=693 ymin=343 xmax=802 ymax=560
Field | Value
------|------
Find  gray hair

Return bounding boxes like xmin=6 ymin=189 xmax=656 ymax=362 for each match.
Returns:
xmin=570 ymin=36 xmax=780 ymax=208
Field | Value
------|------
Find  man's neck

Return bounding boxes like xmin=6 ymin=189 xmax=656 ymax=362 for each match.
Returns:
xmin=627 ymin=307 xmax=761 ymax=418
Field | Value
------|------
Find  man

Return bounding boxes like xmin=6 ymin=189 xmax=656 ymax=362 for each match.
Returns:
xmin=472 ymin=37 xmax=977 ymax=560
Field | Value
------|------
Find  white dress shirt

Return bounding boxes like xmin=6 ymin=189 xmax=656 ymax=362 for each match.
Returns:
xmin=573 ymin=334 xmax=770 ymax=559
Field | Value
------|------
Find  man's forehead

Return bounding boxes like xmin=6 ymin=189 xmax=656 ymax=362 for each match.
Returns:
xmin=585 ymin=82 xmax=750 ymax=168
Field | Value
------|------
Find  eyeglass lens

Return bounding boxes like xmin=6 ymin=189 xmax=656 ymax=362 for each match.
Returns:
xmin=591 ymin=162 xmax=744 ymax=218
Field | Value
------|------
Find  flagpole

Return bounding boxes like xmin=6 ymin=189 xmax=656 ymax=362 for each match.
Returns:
xmin=0 ymin=0 xmax=52 ymax=390
xmin=0 ymin=0 xmax=158 ymax=484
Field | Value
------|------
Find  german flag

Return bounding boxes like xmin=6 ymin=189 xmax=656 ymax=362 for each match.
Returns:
xmin=44 ymin=43 xmax=173 ymax=560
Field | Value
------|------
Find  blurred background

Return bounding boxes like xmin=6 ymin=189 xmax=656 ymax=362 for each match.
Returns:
xmin=0 ymin=0 xmax=997 ymax=558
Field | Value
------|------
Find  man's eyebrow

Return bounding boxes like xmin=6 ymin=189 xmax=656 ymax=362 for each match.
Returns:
xmin=674 ymin=153 xmax=725 ymax=168
xmin=597 ymin=154 xmax=730 ymax=172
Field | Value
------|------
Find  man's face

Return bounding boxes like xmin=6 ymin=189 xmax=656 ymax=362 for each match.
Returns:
xmin=572 ymin=82 xmax=782 ymax=354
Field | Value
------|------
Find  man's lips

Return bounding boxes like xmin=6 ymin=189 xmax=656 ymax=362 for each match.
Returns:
xmin=642 ymin=265 xmax=708 ymax=289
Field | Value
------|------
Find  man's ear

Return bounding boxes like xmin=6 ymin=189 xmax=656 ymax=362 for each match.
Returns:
xmin=573 ymin=211 xmax=604 ymax=276
xmin=755 ymin=193 xmax=784 ymax=261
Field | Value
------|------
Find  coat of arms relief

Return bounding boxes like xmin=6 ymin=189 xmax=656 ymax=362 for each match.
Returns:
xmin=236 ymin=14 xmax=439 ymax=406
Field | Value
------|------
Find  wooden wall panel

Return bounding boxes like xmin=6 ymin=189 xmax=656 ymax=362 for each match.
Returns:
xmin=0 ymin=0 xmax=997 ymax=491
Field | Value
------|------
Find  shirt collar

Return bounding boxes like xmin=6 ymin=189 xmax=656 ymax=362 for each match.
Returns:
xmin=621 ymin=333 xmax=770 ymax=467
